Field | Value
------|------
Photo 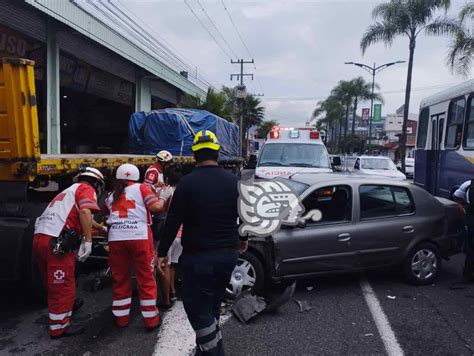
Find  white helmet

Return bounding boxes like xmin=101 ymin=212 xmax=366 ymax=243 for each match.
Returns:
xmin=156 ymin=150 xmax=173 ymax=163
xmin=75 ymin=167 xmax=105 ymax=185
xmin=116 ymin=163 xmax=140 ymax=181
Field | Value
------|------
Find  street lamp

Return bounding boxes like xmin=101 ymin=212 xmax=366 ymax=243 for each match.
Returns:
xmin=344 ymin=61 xmax=405 ymax=153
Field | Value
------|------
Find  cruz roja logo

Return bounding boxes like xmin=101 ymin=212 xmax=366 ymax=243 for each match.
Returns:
xmin=53 ymin=269 xmax=65 ymax=283
xmin=238 ymin=179 xmax=322 ymax=237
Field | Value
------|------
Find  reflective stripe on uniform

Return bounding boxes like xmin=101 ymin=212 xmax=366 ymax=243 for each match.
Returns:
xmin=142 ymin=310 xmax=159 ymax=318
xmin=112 ymin=309 xmax=130 ymax=317
xmin=112 ymin=298 xmax=132 ymax=307
xmin=49 ymin=322 xmax=70 ymax=331
xmin=199 ymin=331 xmax=222 ymax=351
xmin=49 ymin=311 xmax=72 ymax=321
xmin=195 ymin=320 xmax=217 ymax=338
xmin=140 ymin=299 xmax=156 ymax=307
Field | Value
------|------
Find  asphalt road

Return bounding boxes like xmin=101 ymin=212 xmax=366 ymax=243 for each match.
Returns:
xmin=2 ymin=170 xmax=474 ymax=355
xmin=2 ymin=254 xmax=474 ymax=355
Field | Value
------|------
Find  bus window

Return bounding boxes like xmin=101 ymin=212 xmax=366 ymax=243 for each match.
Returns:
xmin=445 ymin=97 xmax=465 ymax=149
xmin=464 ymin=95 xmax=474 ymax=149
xmin=417 ymin=108 xmax=429 ymax=149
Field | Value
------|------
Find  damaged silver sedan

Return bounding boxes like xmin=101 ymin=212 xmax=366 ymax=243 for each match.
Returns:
xmin=227 ymin=173 xmax=465 ymax=297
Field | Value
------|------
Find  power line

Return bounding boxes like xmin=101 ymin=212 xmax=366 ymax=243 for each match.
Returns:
xmin=221 ymin=0 xmax=253 ymax=61
xmin=221 ymin=0 xmax=265 ymax=95
xmin=260 ymin=83 xmax=459 ymax=102
xmin=109 ymin=0 xmax=217 ymax=89
xmin=81 ymin=0 xmax=216 ymax=89
xmin=184 ymin=0 xmax=233 ymax=60
xmin=196 ymin=0 xmax=239 ymax=59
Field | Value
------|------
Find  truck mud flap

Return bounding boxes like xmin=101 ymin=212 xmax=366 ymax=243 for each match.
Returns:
xmin=0 ymin=216 xmax=30 ymax=280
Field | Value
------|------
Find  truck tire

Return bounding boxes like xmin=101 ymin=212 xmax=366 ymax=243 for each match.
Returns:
xmin=402 ymin=242 xmax=441 ymax=285
xmin=225 ymin=251 xmax=265 ymax=299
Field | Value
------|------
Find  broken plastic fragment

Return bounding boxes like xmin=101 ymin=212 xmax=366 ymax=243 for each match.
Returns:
xmin=387 ymin=295 xmax=396 ymax=300
xmin=294 ymin=299 xmax=312 ymax=313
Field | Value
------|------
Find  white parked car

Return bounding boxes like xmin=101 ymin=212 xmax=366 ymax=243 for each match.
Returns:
xmin=397 ymin=158 xmax=414 ymax=179
xmin=345 ymin=156 xmax=406 ymax=180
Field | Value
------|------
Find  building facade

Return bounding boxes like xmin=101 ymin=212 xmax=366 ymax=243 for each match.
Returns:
xmin=0 ymin=0 xmax=206 ymax=154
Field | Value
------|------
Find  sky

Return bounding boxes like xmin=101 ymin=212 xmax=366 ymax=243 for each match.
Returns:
xmin=122 ymin=0 xmax=471 ymax=127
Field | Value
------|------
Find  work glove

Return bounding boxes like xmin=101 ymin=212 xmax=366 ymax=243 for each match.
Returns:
xmin=77 ymin=240 xmax=92 ymax=262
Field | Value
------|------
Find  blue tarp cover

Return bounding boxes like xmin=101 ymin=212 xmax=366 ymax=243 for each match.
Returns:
xmin=129 ymin=109 xmax=239 ymax=160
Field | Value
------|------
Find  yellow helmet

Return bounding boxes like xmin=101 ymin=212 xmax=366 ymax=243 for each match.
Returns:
xmin=192 ymin=130 xmax=220 ymax=152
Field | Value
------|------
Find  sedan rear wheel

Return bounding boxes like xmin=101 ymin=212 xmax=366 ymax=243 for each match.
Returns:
xmin=403 ymin=242 xmax=441 ymax=285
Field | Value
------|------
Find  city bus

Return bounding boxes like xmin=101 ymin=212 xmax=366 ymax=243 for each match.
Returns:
xmin=414 ymin=79 xmax=474 ymax=198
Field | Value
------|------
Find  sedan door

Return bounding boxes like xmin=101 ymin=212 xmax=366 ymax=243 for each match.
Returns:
xmin=272 ymin=184 xmax=359 ymax=278
xmin=353 ymin=184 xmax=418 ymax=268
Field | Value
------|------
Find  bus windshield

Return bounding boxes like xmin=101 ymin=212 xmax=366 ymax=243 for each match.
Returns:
xmin=259 ymin=143 xmax=330 ymax=168
xmin=361 ymin=158 xmax=397 ymax=170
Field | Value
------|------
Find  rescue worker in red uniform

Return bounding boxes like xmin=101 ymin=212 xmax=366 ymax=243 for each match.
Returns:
xmin=144 ymin=150 xmax=173 ymax=188
xmin=33 ymin=167 xmax=105 ymax=339
xmin=145 ymin=150 xmax=173 ymax=243
xmin=104 ymin=163 xmax=162 ymax=330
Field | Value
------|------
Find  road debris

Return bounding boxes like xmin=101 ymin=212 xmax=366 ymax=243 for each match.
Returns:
xmin=364 ymin=333 xmax=374 ymax=337
xmin=306 ymin=286 xmax=314 ymax=292
xmin=294 ymin=299 xmax=313 ymax=313
xmin=231 ymin=291 xmax=267 ymax=324
xmin=231 ymin=282 xmax=296 ymax=323
xmin=387 ymin=295 xmax=396 ymax=300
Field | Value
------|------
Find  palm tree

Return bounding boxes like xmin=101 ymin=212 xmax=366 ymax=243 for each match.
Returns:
xmin=183 ymin=88 xmax=233 ymax=121
xmin=241 ymin=95 xmax=265 ymax=155
xmin=349 ymin=77 xmax=384 ymax=135
xmin=447 ymin=3 xmax=473 ymax=76
xmin=361 ymin=0 xmax=456 ymax=171
xmin=332 ymin=80 xmax=354 ymax=143
xmin=311 ymin=95 xmax=345 ymax=152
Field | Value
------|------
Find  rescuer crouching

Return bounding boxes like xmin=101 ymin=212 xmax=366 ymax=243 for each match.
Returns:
xmin=33 ymin=167 xmax=105 ymax=339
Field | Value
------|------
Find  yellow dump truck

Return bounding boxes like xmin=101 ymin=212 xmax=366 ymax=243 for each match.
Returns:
xmin=0 ymin=58 xmax=238 ymax=285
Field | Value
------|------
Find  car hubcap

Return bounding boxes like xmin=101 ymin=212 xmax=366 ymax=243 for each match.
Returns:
xmin=226 ymin=258 xmax=257 ymax=297
xmin=411 ymin=249 xmax=437 ymax=280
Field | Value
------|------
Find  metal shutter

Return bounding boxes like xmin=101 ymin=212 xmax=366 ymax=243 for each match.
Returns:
xmin=0 ymin=0 xmax=47 ymax=42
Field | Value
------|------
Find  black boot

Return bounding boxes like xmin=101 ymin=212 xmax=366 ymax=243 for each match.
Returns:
xmin=50 ymin=324 xmax=85 ymax=339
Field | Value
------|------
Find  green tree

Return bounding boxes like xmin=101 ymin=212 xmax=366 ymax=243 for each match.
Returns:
xmin=447 ymin=3 xmax=473 ymax=76
xmin=332 ymin=80 xmax=354 ymax=143
xmin=183 ymin=88 xmax=233 ymax=121
xmin=361 ymin=0 xmax=455 ymax=171
xmin=242 ymin=95 xmax=265 ymax=154
xmin=257 ymin=120 xmax=279 ymax=139
xmin=312 ymin=95 xmax=345 ymax=153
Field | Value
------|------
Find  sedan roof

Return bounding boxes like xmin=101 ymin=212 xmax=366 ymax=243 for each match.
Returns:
xmin=288 ymin=172 xmax=410 ymax=187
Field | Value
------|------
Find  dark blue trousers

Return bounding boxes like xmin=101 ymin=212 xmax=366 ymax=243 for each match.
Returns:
xmin=181 ymin=249 xmax=238 ymax=356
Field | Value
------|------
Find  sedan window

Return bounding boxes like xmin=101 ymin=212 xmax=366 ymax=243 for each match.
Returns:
xmin=360 ymin=185 xmax=415 ymax=220
xmin=303 ymin=185 xmax=352 ymax=224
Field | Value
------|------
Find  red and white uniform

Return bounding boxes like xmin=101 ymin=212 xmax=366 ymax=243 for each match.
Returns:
xmin=104 ymin=183 xmax=160 ymax=329
xmin=33 ymin=183 xmax=99 ymax=337
xmin=144 ymin=163 xmax=164 ymax=186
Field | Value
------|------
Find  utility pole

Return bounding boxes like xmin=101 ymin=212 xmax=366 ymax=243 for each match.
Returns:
xmin=345 ymin=60 xmax=405 ymax=154
xmin=231 ymin=59 xmax=254 ymax=158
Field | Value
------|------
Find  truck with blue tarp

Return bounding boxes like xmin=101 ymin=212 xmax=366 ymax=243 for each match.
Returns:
xmin=128 ymin=108 xmax=240 ymax=162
